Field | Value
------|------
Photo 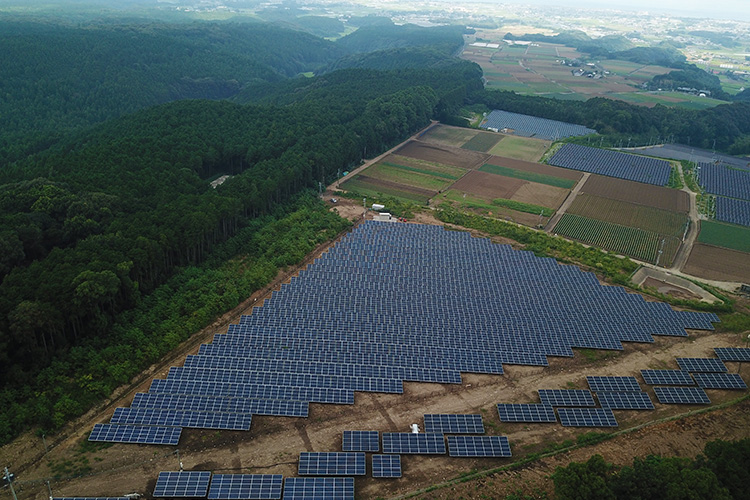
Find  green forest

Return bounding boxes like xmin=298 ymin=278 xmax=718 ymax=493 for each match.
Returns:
xmin=2 ymin=9 xmax=750 ymax=449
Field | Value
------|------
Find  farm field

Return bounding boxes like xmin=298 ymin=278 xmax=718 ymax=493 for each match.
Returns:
xmin=419 ymin=124 xmax=480 ymax=147
xmin=395 ymin=140 xmax=490 ymax=169
xmin=567 ymin=194 xmax=688 ymax=237
xmin=697 ymin=220 xmax=750 ymax=253
xmin=461 ymin=35 xmax=727 ymax=109
xmin=552 ymin=213 xmax=681 ymax=266
xmin=451 ymin=170 xmax=526 ymax=200
xmin=579 ymin=174 xmax=689 ymax=212
xmin=339 ymin=176 xmax=433 ymax=204
xmin=488 ymin=135 xmax=551 ymax=161
xmin=461 ymin=131 xmax=503 ymax=152
xmin=684 ymin=244 xmax=750 ymax=282
xmin=484 ymin=155 xmax=583 ymax=181
xmin=437 ymin=189 xmax=549 ymax=226
xmin=479 ymin=163 xmax=577 ymax=189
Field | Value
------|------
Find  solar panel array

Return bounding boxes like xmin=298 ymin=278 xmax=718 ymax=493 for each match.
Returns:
xmin=653 ymin=386 xmax=711 ymax=405
xmin=538 ymin=389 xmax=596 ymax=407
xmin=640 ymin=370 xmax=695 ymax=386
xmin=342 ymin=431 xmax=379 ymax=452
xmin=548 ymin=144 xmax=672 ymax=185
xmin=715 ymin=347 xmax=750 ymax=362
xmin=497 ymin=404 xmax=557 ymax=423
xmin=371 ymin=455 xmax=402 ymax=478
xmin=153 ymin=471 xmax=211 ymax=498
xmin=208 ymin=474 xmax=283 ymax=500
xmin=88 ymin=424 xmax=181 ymax=445
xmin=715 ymin=196 xmax=750 ymax=227
xmin=586 ymin=376 xmax=641 ymax=392
xmin=480 ymin=109 xmax=596 ymax=140
xmin=298 ymin=452 xmax=366 ymax=476
xmin=111 ymin=407 xmax=252 ymax=431
xmin=447 ymin=436 xmax=512 ymax=457
xmin=596 ymin=392 xmax=655 ymax=410
xmin=90 ymin=221 xmax=719 ymax=444
xmin=382 ymin=433 xmax=447 ymax=454
xmin=676 ymin=358 xmax=728 ymax=373
xmin=423 ymin=414 xmax=485 ymax=434
xmin=693 ymin=373 xmax=748 ymax=390
xmin=557 ymin=408 xmax=618 ymax=427
xmin=697 ymin=162 xmax=750 ymax=201
xmin=282 ymin=478 xmax=354 ymax=500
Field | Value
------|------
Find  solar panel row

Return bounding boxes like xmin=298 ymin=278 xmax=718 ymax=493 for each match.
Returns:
xmin=371 ymin=455 xmax=402 ymax=478
xmin=549 ymin=144 xmax=671 ymax=185
xmin=557 ymin=408 xmax=618 ymax=427
xmin=586 ymin=376 xmax=641 ymax=392
xmin=423 ymin=414 xmax=485 ymax=434
xmin=480 ymin=109 xmax=596 ymax=141
xmin=298 ymin=453 xmax=366 ymax=476
xmin=342 ymin=431 xmax=379 ymax=452
xmin=88 ymin=424 xmax=181 ymax=445
xmin=381 ymin=433 xmax=446 ymax=454
xmin=497 ymin=404 xmax=557 ymax=423
xmin=538 ymin=389 xmax=596 ymax=407
xmin=447 ymin=436 xmax=512 ymax=457
xmin=153 ymin=471 xmax=211 ymax=498
xmin=282 ymin=478 xmax=354 ymax=500
xmin=208 ymin=474 xmax=283 ymax=500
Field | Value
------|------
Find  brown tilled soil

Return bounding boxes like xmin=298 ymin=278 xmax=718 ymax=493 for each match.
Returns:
xmin=485 ymin=156 xmax=583 ymax=181
xmin=354 ymin=175 xmax=437 ymax=198
xmin=511 ymin=183 xmax=569 ymax=210
xmin=451 ymin=170 xmax=526 ymax=200
xmin=396 ymin=141 xmax=490 ymax=169
xmin=580 ymin=175 xmax=690 ymax=213
xmin=684 ymin=243 xmax=750 ymax=283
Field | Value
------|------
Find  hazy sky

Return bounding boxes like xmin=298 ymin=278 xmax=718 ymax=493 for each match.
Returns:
xmin=507 ymin=0 xmax=749 ymax=21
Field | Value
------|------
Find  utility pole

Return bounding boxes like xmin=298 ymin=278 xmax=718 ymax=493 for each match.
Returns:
xmin=4 ymin=466 xmax=18 ymax=500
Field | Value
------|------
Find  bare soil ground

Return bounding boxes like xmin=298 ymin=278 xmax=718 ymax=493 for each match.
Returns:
xmin=511 ymin=183 xmax=569 ymax=210
xmin=419 ymin=124 xmax=480 ymax=148
xmin=642 ymin=276 xmax=701 ymax=301
xmin=484 ymin=156 xmax=583 ymax=181
xmin=345 ymin=175 xmax=436 ymax=199
xmin=580 ymin=175 xmax=690 ymax=213
xmin=450 ymin=170 xmax=526 ymax=200
xmin=684 ymin=243 xmax=750 ymax=283
xmin=396 ymin=141 xmax=490 ymax=170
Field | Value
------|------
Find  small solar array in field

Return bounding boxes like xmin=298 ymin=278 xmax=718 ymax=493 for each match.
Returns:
xmin=423 ymin=414 xmax=485 ymax=434
xmin=480 ymin=109 xmax=596 ymax=140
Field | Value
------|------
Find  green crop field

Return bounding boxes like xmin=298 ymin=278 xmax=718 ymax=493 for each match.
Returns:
xmin=487 ymin=136 xmax=551 ymax=162
xmin=567 ymin=194 xmax=688 ymax=236
xmin=339 ymin=178 xmax=430 ymax=204
xmin=479 ymin=163 xmax=576 ymax=189
xmin=553 ymin=214 xmax=680 ymax=266
xmin=383 ymin=154 xmax=468 ymax=179
xmin=461 ymin=132 xmax=503 ymax=152
xmin=698 ymin=221 xmax=750 ymax=253
xmin=364 ymin=163 xmax=452 ymax=191
xmin=438 ymin=189 xmax=550 ymax=226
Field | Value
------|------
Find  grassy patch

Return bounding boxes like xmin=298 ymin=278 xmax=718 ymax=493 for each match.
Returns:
xmin=480 ymin=163 xmax=576 ymax=189
xmin=698 ymin=220 xmax=750 ymax=253
xmin=365 ymin=163 xmax=450 ymax=191
xmin=381 ymin=161 xmax=461 ymax=180
xmin=492 ymin=198 xmax=553 ymax=217
xmin=339 ymin=178 xmax=430 ymax=204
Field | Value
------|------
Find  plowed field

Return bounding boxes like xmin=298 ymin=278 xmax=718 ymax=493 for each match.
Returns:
xmin=396 ymin=141 xmax=490 ymax=169
xmin=684 ymin=244 xmax=750 ymax=282
xmin=568 ymin=193 xmax=688 ymax=236
xmin=485 ymin=155 xmax=583 ymax=181
xmin=580 ymin=174 xmax=689 ymax=212
xmin=450 ymin=170 xmax=526 ymax=200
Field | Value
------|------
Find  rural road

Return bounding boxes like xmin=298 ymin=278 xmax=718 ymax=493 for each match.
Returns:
xmin=545 ymin=172 xmax=590 ymax=231
xmin=670 ymin=162 xmax=700 ymax=272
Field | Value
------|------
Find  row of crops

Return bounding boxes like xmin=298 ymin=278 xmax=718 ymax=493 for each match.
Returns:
xmin=567 ymin=194 xmax=688 ymax=237
xmin=553 ymin=214 xmax=681 ymax=266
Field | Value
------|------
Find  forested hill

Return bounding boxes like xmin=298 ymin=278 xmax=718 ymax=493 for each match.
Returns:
xmin=0 ymin=19 xmax=346 ymax=165
xmin=0 ymin=58 xmax=483 ymax=444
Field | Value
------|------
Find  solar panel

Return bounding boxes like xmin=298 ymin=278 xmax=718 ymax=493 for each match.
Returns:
xmin=371 ymin=455 xmax=402 ymax=478
xmin=282 ymin=477 xmax=354 ymax=500
xmin=586 ymin=376 xmax=641 ymax=392
xmin=207 ymin=474 xmax=283 ymax=500
xmin=676 ymin=358 xmax=728 ymax=373
xmin=447 ymin=436 xmax=512 ymax=457
xmin=653 ymin=386 xmax=711 ymax=404
xmin=538 ymin=389 xmax=596 ymax=407
xmin=640 ymin=370 xmax=695 ymax=386
xmin=88 ymin=424 xmax=181 ymax=445
xmin=693 ymin=373 xmax=748 ymax=390
xmin=342 ymin=431 xmax=379 ymax=452
xmin=111 ymin=407 xmax=252 ymax=431
xmin=153 ymin=471 xmax=211 ymax=497
xmin=381 ymin=433 xmax=446 ymax=454
xmin=298 ymin=452 xmax=366 ymax=476
xmin=497 ymin=404 xmax=557 ymax=423
xmin=423 ymin=414 xmax=484 ymax=434
xmin=596 ymin=392 xmax=655 ymax=410
xmin=557 ymin=408 xmax=618 ymax=427
xmin=714 ymin=347 xmax=750 ymax=362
